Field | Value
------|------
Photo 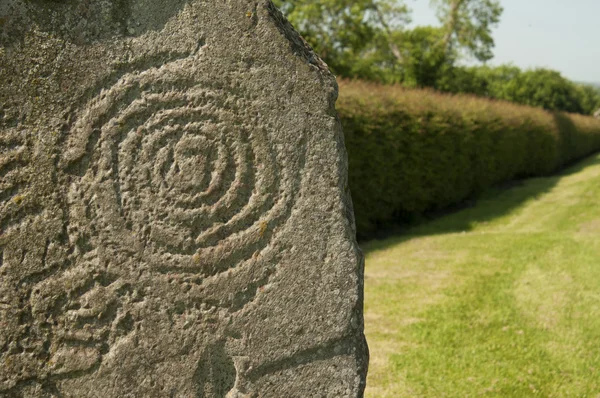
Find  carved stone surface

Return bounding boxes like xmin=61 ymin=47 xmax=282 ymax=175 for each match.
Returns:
xmin=0 ymin=0 xmax=368 ymax=397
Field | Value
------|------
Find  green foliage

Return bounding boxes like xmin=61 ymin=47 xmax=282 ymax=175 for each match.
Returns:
xmin=272 ymin=0 xmax=409 ymax=79
xmin=432 ymin=0 xmax=503 ymax=62
xmin=338 ymin=80 xmax=600 ymax=238
xmin=433 ymin=64 xmax=489 ymax=95
xmin=273 ymin=0 xmax=503 ymax=84
xmin=575 ymin=83 xmax=600 ymax=115
xmin=495 ymin=68 xmax=584 ymax=113
xmin=274 ymin=2 xmax=600 ymax=116
xmin=434 ymin=65 xmax=600 ymax=116
xmin=396 ymin=26 xmax=450 ymax=88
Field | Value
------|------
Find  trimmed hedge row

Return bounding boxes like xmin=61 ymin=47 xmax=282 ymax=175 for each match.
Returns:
xmin=337 ymin=80 xmax=600 ymax=239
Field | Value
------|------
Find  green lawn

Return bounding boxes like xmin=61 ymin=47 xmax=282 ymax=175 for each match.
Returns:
xmin=363 ymin=153 xmax=600 ymax=397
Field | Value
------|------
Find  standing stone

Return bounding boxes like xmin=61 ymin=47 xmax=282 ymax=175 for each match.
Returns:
xmin=0 ymin=0 xmax=368 ymax=397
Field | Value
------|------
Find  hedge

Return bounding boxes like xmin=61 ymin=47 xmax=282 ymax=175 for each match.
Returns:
xmin=337 ymin=80 xmax=600 ymax=239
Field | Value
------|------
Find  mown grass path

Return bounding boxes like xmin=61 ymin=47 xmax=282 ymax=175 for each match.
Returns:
xmin=363 ymin=153 xmax=600 ymax=397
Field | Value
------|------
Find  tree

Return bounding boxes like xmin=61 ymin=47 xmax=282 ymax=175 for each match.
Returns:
xmin=273 ymin=0 xmax=410 ymax=78
xmin=466 ymin=66 xmax=586 ymax=114
xmin=274 ymin=0 xmax=506 ymax=89
xmin=435 ymin=65 xmax=489 ymax=95
xmin=431 ymin=0 xmax=503 ymax=62
xmin=506 ymin=69 xmax=583 ymax=113
xmin=575 ymin=84 xmax=600 ymax=115
xmin=476 ymin=64 xmax=522 ymax=98
xmin=397 ymin=26 xmax=450 ymax=88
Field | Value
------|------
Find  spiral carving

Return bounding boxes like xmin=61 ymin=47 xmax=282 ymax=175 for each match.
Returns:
xmin=64 ymin=57 xmax=306 ymax=278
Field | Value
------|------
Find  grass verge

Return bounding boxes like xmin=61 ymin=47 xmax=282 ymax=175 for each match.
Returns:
xmin=363 ymin=153 xmax=600 ymax=397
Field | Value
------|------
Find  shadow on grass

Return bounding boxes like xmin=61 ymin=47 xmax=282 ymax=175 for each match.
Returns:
xmin=361 ymin=152 xmax=600 ymax=255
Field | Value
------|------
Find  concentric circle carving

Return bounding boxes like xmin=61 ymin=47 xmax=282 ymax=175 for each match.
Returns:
xmin=65 ymin=60 xmax=306 ymax=277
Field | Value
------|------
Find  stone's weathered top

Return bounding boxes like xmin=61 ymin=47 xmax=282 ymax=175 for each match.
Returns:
xmin=0 ymin=0 xmax=367 ymax=397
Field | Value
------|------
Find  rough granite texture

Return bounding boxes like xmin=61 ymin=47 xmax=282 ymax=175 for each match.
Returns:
xmin=0 ymin=0 xmax=368 ymax=397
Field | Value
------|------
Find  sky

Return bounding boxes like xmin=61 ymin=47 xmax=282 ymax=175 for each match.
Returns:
xmin=407 ymin=0 xmax=600 ymax=84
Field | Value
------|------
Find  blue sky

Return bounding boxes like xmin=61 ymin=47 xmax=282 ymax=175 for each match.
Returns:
xmin=407 ymin=0 xmax=600 ymax=83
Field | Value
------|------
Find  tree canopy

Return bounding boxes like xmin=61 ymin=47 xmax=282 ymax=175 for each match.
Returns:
xmin=272 ymin=0 xmax=410 ymax=79
xmin=432 ymin=0 xmax=503 ymax=62
xmin=274 ymin=0 xmax=600 ymax=116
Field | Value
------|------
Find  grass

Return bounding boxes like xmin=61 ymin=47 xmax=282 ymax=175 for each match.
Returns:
xmin=362 ymin=153 xmax=600 ymax=397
